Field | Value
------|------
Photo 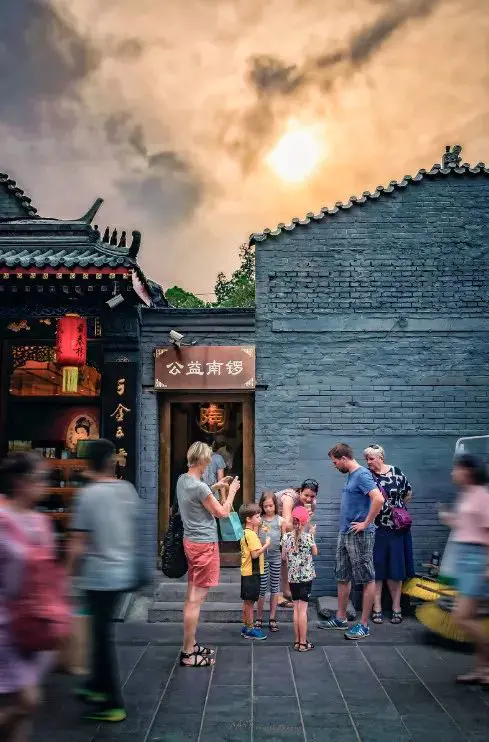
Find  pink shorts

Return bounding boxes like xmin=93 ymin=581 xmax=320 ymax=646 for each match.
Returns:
xmin=183 ymin=539 xmax=220 ymax=588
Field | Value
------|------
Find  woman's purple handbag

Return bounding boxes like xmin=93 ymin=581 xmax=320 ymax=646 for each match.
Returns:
xmin=377 ymin=480 xmax=412 ymax=531
xmin=390 ymin=506 xmax=412 ymax=531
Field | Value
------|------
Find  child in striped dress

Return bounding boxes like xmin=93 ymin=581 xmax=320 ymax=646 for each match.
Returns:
xmin=256 ymin=491 xmax=285 ymax=633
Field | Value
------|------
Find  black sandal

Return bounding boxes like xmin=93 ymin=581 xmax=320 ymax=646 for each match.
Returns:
xmin=269 ymin=619 xmax=279 ymax=632
xmin=254 ymin=619 xmax=263 ymax=629
xmin=372 ymin=611 xmax=383 ymax=624
xmin=391 ymin=611 xmax=402 ymax=624
xmin=194 ymin=643 xmax=215 ymax=657
xmin=293 ymin=642 xmax=300 ymax=651
xmin=180 ymin=651 xmax=215 ymax=667
xmin=298 ymin=641 xmax=314 ymax=652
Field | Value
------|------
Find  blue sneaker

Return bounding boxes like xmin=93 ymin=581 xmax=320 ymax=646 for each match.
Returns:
xmin=318 ymin=617 xmax=348 ymax=630
xmin=345 ymin=622 xmax=370 ymax=640
xmin=240 ymin=625 xmax=249 ymax=637
xmin=242 ymin=627 xmax=268 ymax=640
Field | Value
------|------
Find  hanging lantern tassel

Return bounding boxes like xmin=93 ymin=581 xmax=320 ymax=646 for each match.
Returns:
xmin=62 ymin=367 xmax=79 ymax=393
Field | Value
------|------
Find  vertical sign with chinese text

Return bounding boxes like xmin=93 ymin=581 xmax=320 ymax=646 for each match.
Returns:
xmin=154 ymin=346 xmax=255 ymax=390
xmin=102 ymin=361 xmax=137 ymax=484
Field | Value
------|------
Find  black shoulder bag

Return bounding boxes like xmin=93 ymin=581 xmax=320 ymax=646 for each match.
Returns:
xmin=161 ymin=498 xmax=188 ymax=579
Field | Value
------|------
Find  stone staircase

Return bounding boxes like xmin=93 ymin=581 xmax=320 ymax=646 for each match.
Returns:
xmin=148 ymin=568 xmax=300 ymax=623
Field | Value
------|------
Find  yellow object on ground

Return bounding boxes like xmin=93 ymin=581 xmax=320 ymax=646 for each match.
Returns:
xmin=403 ymin=577 xmax=455 ymax=602
xmin=416 ymin=600 xmax=489 ymax=644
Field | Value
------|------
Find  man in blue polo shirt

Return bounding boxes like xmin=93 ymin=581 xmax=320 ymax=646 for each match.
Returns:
xmin=320 ymin=443 xmax=384 ymax=639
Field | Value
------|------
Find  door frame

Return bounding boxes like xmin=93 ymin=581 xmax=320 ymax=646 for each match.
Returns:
xmin=158 ymin=392 xmax=255 ymax=543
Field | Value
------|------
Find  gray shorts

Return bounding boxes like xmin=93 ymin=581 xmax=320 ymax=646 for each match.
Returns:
xmin=335 ymin=531 xmax=375 ymax=585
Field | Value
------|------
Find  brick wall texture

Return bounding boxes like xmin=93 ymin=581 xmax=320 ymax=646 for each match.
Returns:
xmin=253 ymin=174 xmax=489 ymax=596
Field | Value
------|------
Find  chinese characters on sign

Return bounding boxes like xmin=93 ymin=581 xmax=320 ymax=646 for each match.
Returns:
xmin=103 ymin=362 xmax=137 ymax=484
xmin=154 ymin=346 xmax=255 ymax=390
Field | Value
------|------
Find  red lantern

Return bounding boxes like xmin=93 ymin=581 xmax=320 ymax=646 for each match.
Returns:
xmin=56 ymin=316 xmax=87 ymax=393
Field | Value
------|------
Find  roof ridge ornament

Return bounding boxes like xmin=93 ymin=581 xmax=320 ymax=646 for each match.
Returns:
xmin=78 ymin=197 xmax=103 ymax=224
xmin=442 ymin=144 xmax=462 ymax=168
xmin=128 ymin=230 xmax=141 ymax=259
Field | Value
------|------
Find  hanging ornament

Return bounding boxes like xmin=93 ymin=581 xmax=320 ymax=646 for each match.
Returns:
xmin=56 ymin=315 xmax=87 ymax=393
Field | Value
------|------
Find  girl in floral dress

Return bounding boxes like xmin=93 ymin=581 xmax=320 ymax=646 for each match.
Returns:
xmin=282 ymin=506 xmax=318 ymax=652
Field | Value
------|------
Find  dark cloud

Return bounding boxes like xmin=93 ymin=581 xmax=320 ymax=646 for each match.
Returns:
xmin=118 ymin=168 xmax=203 ymax=230
xmin=248 ymin=55 xmax=304 ymax=95
xmin=0 ymin=0 xmax=100 ymax=125
xmin=239 ymin=0 xmax=442 ymax=168
xmin=349 ymin=0 xmax=439 ymax=65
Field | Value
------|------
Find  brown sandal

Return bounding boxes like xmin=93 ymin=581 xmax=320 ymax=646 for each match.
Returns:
xmin=278 ymin=599 xmax=294 ymax=609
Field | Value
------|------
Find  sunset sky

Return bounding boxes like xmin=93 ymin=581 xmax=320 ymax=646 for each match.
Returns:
xmin=1 ymin=0 xmax=488 ymax=297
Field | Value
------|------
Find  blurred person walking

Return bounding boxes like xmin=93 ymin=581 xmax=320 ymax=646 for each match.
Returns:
xmin=439 ymin=454 xmax=489 ymax=686
xmin=0 ymin=452 xmax=62 ymax=742
xmin=67 ymin=439 xmax=139 ymax=723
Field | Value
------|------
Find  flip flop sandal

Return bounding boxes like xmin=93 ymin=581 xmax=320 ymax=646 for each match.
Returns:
xmin=180 ymin=651 xmax=215 ymax=668
xmin=254 ymin=619 xmax=263 ymax=629
xmin=194 ymin=644 xmax=215 ymax=657
xmin=390 ymin=611 xmax=403 ymax=624
xmin=269 ymin=619 xmax=279 ymax=632
xmin=372 ymin=611 xmax=383 ymax=624
xmin=278 ymin=600 xmax=294 ymax=608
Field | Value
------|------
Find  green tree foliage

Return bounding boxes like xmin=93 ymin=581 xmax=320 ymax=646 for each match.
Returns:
xmin=213 ymin=243 xmax=255 ymax=308
xmin=164 ymin=242 xmax=255 ymax=308
xmin=165 ymin=285 xmax=206 ymax=308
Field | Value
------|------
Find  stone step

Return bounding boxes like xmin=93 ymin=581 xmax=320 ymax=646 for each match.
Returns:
xmin=155 ymin=568 xmax=241 ymax=585
xmin=154 ymin=583 xmax=240 ymax=602
xmin=148 ymin=601 xmax=307 ymax=623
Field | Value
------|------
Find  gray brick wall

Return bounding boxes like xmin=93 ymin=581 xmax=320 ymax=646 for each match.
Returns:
xmin=138 ymin=308 xmax=255 ymax=562
xmin=254 ymin=174 xmax=489 ymax=597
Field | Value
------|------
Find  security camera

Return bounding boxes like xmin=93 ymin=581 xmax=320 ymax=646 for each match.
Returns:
xmin=169 ymin=330 xmax=184 ymax=347
xmin=106 ymin=294 xmax=124 ymax=309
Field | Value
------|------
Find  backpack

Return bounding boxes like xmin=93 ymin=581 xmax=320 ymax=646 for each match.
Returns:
xmin=161 ymin=500 xmax=188 ymax=579
xmin=0 ymin=510 xmax=72 ymax=654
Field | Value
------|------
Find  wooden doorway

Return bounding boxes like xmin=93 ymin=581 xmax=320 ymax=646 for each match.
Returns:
xmin=158 ymin=393 xmax=254 ymax=558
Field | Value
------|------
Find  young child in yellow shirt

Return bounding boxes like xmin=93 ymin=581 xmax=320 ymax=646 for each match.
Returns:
xmin=239 ymin=503 xmax=270 ymax=640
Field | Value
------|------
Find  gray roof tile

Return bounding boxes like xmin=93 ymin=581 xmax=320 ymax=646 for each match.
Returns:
xmin=251 ymin=160 xmax=489 ymax=243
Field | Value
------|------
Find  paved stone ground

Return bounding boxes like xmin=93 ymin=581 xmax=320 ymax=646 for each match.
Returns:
xmin=34 ymin=620 xmax=489 ymax=742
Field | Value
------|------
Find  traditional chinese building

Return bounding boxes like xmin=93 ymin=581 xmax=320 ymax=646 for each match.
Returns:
xmin=140 ymin=146 xmax=489 ymax=599
xmin=0 ymin=169 xmax=165 ymax=534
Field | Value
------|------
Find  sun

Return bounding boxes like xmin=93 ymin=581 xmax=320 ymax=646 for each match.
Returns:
xmin=266 ymin=120 xmax=326 ymax=184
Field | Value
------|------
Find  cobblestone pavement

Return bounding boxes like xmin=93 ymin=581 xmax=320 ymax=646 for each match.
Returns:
xmin=34 ymin=621 xmax=489 ymax=742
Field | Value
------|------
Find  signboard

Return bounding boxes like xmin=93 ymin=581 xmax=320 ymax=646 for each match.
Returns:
xmin=154 ymin=346 xmax=255 ymax=390
xmin=102 ymin=360 xmax=137 ymax=484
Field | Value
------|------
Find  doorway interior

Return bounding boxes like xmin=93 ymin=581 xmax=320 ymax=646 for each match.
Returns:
xmin=158 ymin=393 xmax=254 ymax=563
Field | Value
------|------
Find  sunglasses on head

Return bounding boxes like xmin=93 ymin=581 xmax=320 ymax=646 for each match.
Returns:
xmin=301 ymin=479 xmax=319 ymax=492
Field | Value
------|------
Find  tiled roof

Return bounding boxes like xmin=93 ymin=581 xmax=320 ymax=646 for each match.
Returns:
xmin=250 ymin=160 xmax=489 ymax=244
xmin=0 ymin=221 xmax=139 ymax=269
xmin=0 ymin=172 xmax=38 ymax=217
